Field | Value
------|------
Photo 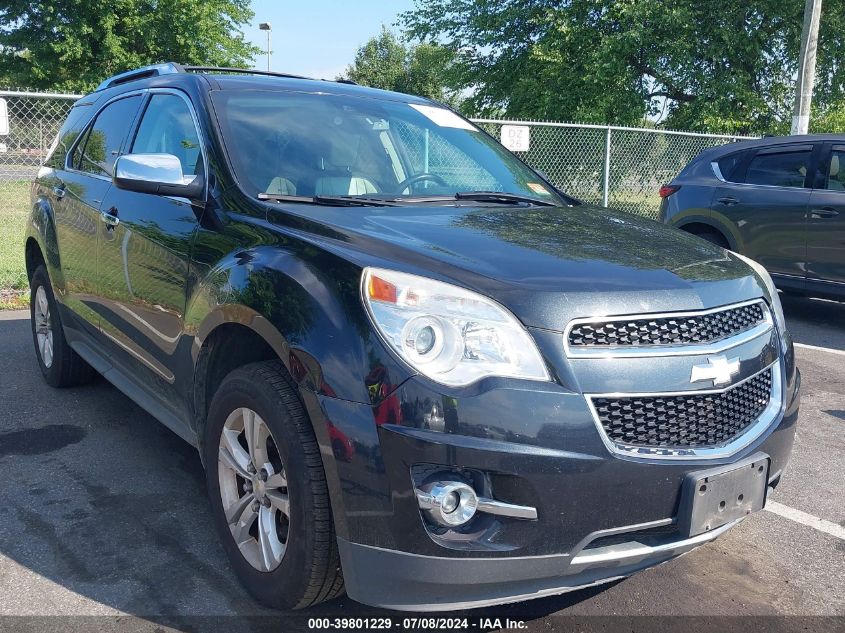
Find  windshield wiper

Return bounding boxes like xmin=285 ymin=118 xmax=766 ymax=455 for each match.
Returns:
xmin=454 ymin=191 xmax=557 ymax=207
xmin=258 ymin=193 xmax=398 ymax=207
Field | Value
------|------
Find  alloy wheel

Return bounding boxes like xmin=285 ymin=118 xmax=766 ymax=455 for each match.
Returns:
xmin=33 ymin=286 xmax=54 ymax=368
xmin=217 ymin=407 xmax=290 ymax=572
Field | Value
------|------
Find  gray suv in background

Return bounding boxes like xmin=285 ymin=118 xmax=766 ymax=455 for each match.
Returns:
xmin=660 ymin=135 xmax=845 ymax=298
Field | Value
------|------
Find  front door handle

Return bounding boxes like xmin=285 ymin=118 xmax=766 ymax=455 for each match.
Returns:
xmin=717 ymin=196 xmax=739 ymax=206
xmin=101 ymin=207 xmax=120 ymax=228
xmin=810 ymin=207 xmax=839 ymax=219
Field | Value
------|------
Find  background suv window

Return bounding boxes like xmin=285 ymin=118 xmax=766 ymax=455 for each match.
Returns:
xmin=76 ymin=95 xmax=142 ymax=177
xmin=745 ymin=147 xmax=811 ymax=188
xmin=131 ymin=94 xmax=202 ymax=177
xmin=716 ymin=151 xmax=748 ymax=182
xmin=825 ymin=148 xmax=845 ymax=192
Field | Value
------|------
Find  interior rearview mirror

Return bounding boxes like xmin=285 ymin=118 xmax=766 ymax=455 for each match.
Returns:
xmin=113 ymin=153 xmax=204 ymax=200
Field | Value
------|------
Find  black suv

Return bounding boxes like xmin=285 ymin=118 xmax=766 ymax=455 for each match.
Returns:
xmin=660 ymin=134 xmax=845 ymax=298
xmin=26 ymin=63 xmax=800 ymax=611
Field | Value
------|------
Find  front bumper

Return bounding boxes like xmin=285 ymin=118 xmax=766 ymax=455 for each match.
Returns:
xmin=303 ymin=361 xmax=800 ymax=611
xmin=338 ymin=518 xmax=739 ymax=611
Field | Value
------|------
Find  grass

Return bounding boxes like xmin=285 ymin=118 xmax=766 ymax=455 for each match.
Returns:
xmin=0 ymin=181 xmax=31 ymax=309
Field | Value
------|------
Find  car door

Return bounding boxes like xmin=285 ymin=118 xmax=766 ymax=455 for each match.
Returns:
xmin=806 ymin=143 xmax=845 ymax=290
xmin=95 ymin=90 xmax=206 ymax=426
xmin=53 ymin=94 xmax=143 ymax=332
xmin=712 ymin=142 xmax=818 ymax=290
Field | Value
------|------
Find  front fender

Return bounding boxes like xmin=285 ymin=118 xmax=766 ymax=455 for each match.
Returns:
xmin=185 ymin=245 xmax=412 ymax=405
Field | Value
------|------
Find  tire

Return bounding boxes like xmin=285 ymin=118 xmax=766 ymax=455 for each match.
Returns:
xmin=204 ymin=360 xmax=344 ymax=609
xmin=29 ymin=265 xmax=95 ymax=388
xmin=694 ymin=231 xmax=730 ymax=249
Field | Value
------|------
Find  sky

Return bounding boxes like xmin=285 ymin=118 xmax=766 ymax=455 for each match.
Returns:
xmin=242 ymin=0 xmax=418 ymax=80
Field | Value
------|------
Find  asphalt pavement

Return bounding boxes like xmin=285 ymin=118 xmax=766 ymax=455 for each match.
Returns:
xmin=0 ymin=295 xmax=842 ymax=632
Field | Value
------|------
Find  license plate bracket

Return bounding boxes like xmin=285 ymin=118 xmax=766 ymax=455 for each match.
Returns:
xmin=678 ymin=452 xmax=770 ymax=538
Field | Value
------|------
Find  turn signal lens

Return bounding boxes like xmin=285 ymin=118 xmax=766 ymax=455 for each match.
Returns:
xmin=367 ymin=274 xmax=397 ymax=303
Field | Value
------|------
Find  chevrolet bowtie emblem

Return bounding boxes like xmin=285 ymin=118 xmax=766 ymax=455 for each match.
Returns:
xmin=690 ymin=356 xmax=740 ymax=387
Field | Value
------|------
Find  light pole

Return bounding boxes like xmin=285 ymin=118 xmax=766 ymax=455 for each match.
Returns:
xmin=259 ymin=22 xmax=272 ymax=71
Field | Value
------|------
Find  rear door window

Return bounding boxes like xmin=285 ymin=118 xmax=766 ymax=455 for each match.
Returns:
xmin=744 ymin=146 xmax=812 ymax=188
xmin=76 ymin=95 xmax=142 ymax=177
xmin=716 ymin=150 xmax=748 ymax=182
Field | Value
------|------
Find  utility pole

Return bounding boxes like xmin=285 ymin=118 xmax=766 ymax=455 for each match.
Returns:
xmin=791 ymin=0 xmax=823 ymax=135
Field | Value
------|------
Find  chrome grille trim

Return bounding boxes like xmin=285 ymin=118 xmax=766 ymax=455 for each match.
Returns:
xmin=564 ymin=299 xmax=773 ymax=359
xmin=585 ymin=362 xmax=782 ymax=461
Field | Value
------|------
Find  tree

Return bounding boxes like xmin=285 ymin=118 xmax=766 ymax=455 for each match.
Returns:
xmin=402 ymin=0 xmax=845 ymax=134
xmin=340 ymin=27 xmax=460 ymax=107
xmin=0 ymin=0 xmax=261 ymax=93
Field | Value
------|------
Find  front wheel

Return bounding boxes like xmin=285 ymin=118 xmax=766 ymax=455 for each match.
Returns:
xmin=204 ymin=360 xmax=344 ymax=609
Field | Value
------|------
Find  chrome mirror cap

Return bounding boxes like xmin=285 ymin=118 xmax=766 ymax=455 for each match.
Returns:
xmin=115 ymin=153 xmax=190 ymax=185
xmin=113 ymin=153 xmax=204 ymax=200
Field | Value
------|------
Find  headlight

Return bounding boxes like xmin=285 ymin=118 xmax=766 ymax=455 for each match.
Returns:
xmin=362 ymin=268 xmax=550 ymax=386
xmin=732 ymin=252 xmax=788 ymax=336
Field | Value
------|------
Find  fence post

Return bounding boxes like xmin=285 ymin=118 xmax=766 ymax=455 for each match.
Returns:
xmin=602 ymin=127 xmax=612 ymax=208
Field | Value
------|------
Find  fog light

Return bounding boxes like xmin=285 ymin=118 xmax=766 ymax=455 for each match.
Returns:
xmin=415 ymin=480 xmax=478 ymax=527
xmin=441 ymin=490 xmax=459 ymax=514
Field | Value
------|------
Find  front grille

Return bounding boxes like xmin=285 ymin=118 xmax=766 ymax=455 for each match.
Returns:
xmin=568 ymin=301 xmax=766 ymax=348
xmin=592 ymin=368 xmax=772 ymax=448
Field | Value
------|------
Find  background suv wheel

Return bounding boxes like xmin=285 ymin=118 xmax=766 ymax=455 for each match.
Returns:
xmin=204 ymin=360 xmax=344 ymax=609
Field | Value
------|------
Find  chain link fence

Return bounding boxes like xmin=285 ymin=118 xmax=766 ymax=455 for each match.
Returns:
xmin=0 ymin=89 xmax=755 ymax=293
xmin=0 ymin=91 xmax=80 ymax=292
xmin=472 ymin=119 xmax=755 ymax=215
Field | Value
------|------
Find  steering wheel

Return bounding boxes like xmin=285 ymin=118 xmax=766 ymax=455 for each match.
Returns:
xmin=396 ymin=173 xmax=448 ymax=194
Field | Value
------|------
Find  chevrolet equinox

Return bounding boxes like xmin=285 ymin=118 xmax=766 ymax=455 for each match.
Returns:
xmin=25 ymin=63 xmax=801 ymax=611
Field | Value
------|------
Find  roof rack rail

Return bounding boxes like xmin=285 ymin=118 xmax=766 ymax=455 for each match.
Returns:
xmin=95 ymin=62 xmax=185 ymax=92
xmin=94 ymin=63 xmax=359 ymax=93
xmin=182 ymin=66 xmax=312 ymax=81
xmin=184 ymin=66 xmax=357 ymax=85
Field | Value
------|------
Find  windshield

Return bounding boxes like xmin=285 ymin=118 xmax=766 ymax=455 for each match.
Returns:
xmin=211 ymin=90 xmax=565 ymax=205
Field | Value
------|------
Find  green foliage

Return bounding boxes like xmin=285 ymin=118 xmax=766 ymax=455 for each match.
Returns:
xmin=0 ymin=182 xmax=30 ymax=293
xmin=813 ymin=102 xmax=845 ymax=133
xmin=402 ymin=1 xmax=845 ymax=135
xmin=0 ymin=0 xmax=261 ymax=93
xmin=340 ymin=27 xmax=460 ymax=107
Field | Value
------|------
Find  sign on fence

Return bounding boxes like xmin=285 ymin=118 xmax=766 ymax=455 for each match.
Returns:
xmin=500 ymin=124 xmax=530 ymax=152
xmin=0 ymin=98 xmax=8 ymax=136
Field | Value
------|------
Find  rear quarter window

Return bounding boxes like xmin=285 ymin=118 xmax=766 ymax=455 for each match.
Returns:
xmin=44 ymin=103 xmax=94 ymax=169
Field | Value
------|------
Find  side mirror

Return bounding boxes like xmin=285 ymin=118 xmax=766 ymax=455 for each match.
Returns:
xmin=113 ymin=153 xmax=204 ymax=200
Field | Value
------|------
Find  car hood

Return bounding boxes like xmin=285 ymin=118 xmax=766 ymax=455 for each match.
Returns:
xmin=269 ymin=204 xmax=767 ymax=331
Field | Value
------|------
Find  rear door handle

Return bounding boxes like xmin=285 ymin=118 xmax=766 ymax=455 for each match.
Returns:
xmin=810 ymin=207 xmax=840 ymax=219
xmin=101 ymin=207 xmax=120 ymax=228
xmin=717 ymin=196 xmax=738 ymax=206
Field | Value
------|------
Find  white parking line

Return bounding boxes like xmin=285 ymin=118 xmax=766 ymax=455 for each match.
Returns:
xmin=765 ymin=500 xmax=845 ymax=540
xmin=794 ymin=342 xmax=845 ymax=357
